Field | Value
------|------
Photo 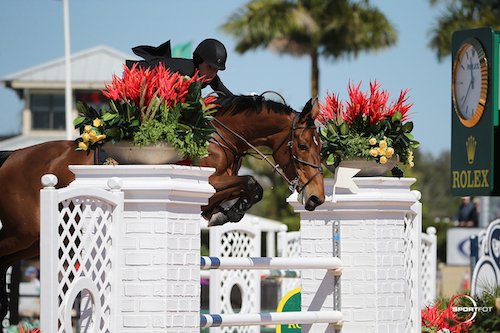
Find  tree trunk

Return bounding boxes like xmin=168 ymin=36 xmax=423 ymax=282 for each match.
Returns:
xmin=311 ymin=49 xmax=319 ymax=98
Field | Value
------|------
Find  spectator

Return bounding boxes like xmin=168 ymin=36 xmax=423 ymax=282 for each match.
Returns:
xmin=457 ymin=196 xmax=478 ymax=227
xmin=24 ymin=266 xmax=40 ymax=295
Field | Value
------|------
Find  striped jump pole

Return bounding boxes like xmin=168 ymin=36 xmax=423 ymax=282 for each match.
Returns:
xmin=200 ymin=256 xmax=342 ymax=274
xmin=200 ymin=268 xmax=300 ymax=279
xmin=200 ymin=310 xmax=343 ymax=328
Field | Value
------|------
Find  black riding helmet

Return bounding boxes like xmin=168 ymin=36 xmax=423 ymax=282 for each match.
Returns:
xmin=193 ymin=39 xmax=227 ymax=70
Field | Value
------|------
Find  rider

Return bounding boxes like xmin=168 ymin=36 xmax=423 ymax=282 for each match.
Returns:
xmin=126 ymin=38 xmax=233 ymax=97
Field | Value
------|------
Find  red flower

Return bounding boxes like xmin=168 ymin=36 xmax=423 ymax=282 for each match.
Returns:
xmin=102 ymin=63 xmax=206 ymax=109
xmin=388 ymin=88 xmax=412 ymax=122
xmin=319 ymin=81 xmax=413 ymax=125
xmin=204 ymin=95 xmax=218 ymax=105
xmin=318 ymin=92 xmax=342 ymax=124
xmin=421 ymin=302 xmax=473 ymax=333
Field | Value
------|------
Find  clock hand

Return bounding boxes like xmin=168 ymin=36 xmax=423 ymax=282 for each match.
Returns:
xmin=469 ymin=56 xmax=475 ymax=90
xmin=462 ymin=79 xmax=472 ymax=109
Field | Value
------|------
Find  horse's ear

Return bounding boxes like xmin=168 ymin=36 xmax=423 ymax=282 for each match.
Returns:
xmin=300 ymin=97 xmax=320 ymax=120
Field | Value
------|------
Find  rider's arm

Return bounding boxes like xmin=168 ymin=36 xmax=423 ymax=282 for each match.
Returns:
xmin=210 ymin=75 xmax=233 ymax=98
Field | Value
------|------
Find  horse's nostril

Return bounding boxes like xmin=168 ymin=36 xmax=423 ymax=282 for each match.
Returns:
xmin=310 ymin=195 xmax=320 ymax=204
xmin=305 ymin=195 xmax=322 ymax=211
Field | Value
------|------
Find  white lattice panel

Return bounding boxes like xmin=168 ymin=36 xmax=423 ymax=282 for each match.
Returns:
xmin=404 ymin=201 xmax=422 ymax=333
xmin=40 ymin=180 xmax=123 ymax=333
xmin=210 ymin=221 xmax=261 ymax=333
xmin=421 ymin=227 xmax=437 ymax=307
xmin=57 ymin=197 xmax=114 ymax=333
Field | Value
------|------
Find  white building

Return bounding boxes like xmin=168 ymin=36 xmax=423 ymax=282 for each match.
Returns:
xmin=0 ymin=46 xmax=131 ymax=150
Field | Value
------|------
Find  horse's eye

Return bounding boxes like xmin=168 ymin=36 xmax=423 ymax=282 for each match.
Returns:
xmin=299 ymin=143 xmax=308 ymax=150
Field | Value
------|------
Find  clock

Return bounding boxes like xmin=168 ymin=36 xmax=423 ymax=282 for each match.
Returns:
xmin=452 ymin=38 xmax=489 ymax=127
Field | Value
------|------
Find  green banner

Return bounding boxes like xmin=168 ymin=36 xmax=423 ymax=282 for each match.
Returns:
xmin=172 ymin=42 xmax=192 ymax=59
xmin=276 ymin=288 xmax=301 ymax=333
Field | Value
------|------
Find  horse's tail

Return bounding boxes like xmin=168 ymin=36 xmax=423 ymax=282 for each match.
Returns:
xmin=0 ymin=151 xmax=13 ymax=169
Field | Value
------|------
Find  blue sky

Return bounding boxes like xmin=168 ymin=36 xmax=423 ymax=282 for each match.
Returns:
xmin=0 ymin=0 xmax=450 ymax=155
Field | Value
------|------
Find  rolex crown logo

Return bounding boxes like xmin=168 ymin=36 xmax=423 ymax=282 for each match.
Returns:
xmin=466 ymin=136 xmax=477 ymax=164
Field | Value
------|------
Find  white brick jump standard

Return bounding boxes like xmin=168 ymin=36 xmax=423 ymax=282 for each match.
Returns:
xmin=68 ymin=165 xmax=215 ymax=333
xmin=288 ymin=177 xmax=422 ymax=333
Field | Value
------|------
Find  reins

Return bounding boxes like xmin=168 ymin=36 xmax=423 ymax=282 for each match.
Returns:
xmin=211 ymin=117 xmax=294 ymax=186
xmin=210 ymin=99 xmax=323 ymax=193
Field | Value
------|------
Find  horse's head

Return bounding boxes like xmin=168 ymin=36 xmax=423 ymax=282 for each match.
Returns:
xmin=273 ymin=98 xmax=325 ymax=211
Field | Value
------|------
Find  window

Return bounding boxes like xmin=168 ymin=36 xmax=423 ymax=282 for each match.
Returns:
xmin=31 ymin=94 xmax=65 ymax=130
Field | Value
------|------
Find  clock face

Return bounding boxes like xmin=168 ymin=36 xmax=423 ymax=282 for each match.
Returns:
xmin=452 ymin=39 xmax=488 ymax=127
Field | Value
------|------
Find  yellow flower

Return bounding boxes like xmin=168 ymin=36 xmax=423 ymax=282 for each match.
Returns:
xmin=409 ymin=161 xmax=414 ymax=167
xmin=378 ymin=148 xmax=386 ymax=156
xmin=96 ymin=134 xmax=107 ymax=142
xmin=380 ymin=156 xmax=387 ymax=164
xmin=84 ymin=125 xmax=92 ymax=133
xmin=89 ymin=130 xmax=98 ymax=143
xmin=81 ymin=133 xmax=90 ymax=143
xmin=93 ymin=118 xmax=102 ymax=127
xmin=369 ymin=137 xmax=377 ymax=145
xmin=370 ymin=148 xmax=379 ymax=157
xmin=78 ymin=141 xmax=88 ymax=151
xmin=386 ymin=147 xmax=394 ymax=158
xmin=379 ymin=140 xmax=387 ymax=149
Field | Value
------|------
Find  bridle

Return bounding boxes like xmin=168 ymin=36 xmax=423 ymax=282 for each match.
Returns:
xmin=211 ymin=112 xmax=323 ymax=193
xmin=280 ymin=112 xmax=323 ymax=193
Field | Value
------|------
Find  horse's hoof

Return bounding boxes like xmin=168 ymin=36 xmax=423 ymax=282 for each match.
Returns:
xmin=226 ymin=210 xmax=245 ymax=223
xmin=208 ymin=212 xmax=229 ymax=226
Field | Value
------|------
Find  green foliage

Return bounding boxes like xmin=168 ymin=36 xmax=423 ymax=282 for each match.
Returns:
xmin=424 ymin=286 xmax=500 ymax=332
xmin=221 ymin=0 xmax=397 ymax=96
xmin=320 ymin=113 xmax=419 ymax=170
xmin=73 ymin=85 xmax=216 ymax=160
xmin=132 ymin=100 xmax=216 ymax=159
xmin=428 ymin=0 xmax=500 ymax=61
xmin=468 ymin=286 xmax=500 ymax=332
xmin=410 ymin=149 xmax=461 ymax=262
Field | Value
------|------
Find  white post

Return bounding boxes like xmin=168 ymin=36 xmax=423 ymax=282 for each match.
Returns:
xmin=68 ymin=165 xmax=215 ymax=333
xmin=62 ymin=0 xmax=73 ymax=140
xmin=40 ymin=175 xmax=60 ymax=333
xmin=288 ymin=177 xmax=421 ymax=333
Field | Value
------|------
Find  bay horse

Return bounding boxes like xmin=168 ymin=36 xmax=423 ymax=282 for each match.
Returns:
xmin=0 ymin=94 xmax=324 ymax=321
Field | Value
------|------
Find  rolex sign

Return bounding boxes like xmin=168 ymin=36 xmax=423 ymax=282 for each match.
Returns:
xmin=450 ymin=27 xmax=500 ymax=196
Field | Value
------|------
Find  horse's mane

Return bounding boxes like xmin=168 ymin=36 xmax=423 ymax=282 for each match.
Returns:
xmin=216 ymin=95 xmax=294 ymax=116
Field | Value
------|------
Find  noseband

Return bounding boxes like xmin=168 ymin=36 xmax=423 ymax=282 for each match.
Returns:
xmin=211 ymin=112 xmax=323 ymax=193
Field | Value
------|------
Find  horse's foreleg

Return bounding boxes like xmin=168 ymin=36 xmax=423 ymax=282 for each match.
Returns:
xmin=224 ymin=177 xmax=263 ymax=223
xmin=203 ymin=175 xmax=263 ymax=226
xmin=202 ymin=175 xmax=250 ymax=219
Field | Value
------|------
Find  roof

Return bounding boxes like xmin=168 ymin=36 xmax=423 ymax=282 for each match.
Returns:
xmin=0 ymin=134 xmax=66 ymax=150
xmin=1 ymin=45 xmax=134 ymax=91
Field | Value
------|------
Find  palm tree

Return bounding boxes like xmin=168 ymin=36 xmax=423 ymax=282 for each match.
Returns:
xmin=428 ymin=0 xmax=500 ymax=61
xmin=221 ymin=0 xmax=397 ymax=97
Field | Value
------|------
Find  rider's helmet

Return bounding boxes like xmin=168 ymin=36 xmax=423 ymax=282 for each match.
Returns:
xmin=193 ymin=39 xmax=227 ymax=70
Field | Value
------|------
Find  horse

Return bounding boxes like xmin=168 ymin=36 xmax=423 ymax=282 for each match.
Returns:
xmin=0 ymin=94 xmax=324 ymax=322
xmin=200 ymin=95 xmax=324 ymax=226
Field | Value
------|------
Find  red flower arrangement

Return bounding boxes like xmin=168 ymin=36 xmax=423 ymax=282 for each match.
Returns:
xmin=74 ymin=63 xmax=217 ymax=159
xmin=421 ymin=301 xmax=473 ymax=333
xmin=318 ymin=81 xmax=419 ymax=172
